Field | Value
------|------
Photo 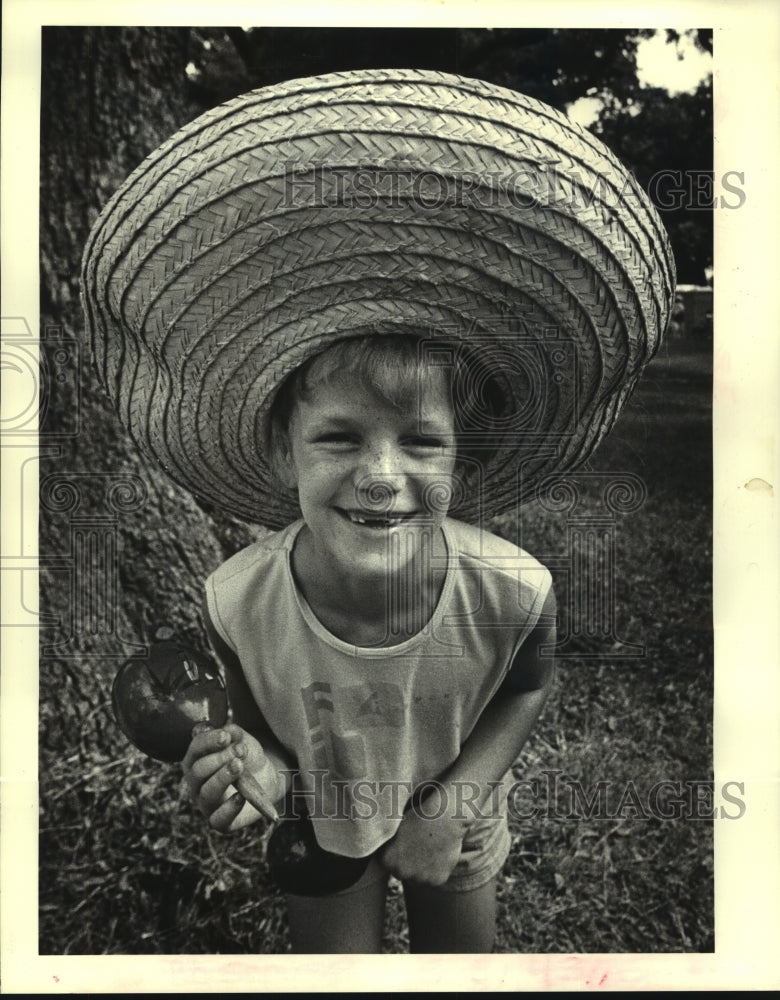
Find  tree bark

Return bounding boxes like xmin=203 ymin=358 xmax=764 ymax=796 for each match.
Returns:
xmin=39 ymin=26 xmax=259 ymax=750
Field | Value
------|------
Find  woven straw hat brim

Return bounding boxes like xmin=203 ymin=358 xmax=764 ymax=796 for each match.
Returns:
xmin=82 ymin=69 xmax=675 ymax=528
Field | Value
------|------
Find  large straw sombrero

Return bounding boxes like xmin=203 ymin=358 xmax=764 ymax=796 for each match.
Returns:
xmin=82 ymin=69 xmax=675 ymax=528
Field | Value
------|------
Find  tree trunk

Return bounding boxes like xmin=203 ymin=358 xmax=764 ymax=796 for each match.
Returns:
xmin=39 ymin=25 xmax=260 ymax=788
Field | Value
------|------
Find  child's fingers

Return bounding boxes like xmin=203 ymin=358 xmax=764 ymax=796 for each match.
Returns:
xmin=198 ymin=755 xmax=247 ymax=814
xmin=221 ymin=723 xmax=249 ymax=744
xmin=183 ymin=723 xmax=254 ymax=768
xmin=181 ymin=724 xmax=273 ymax=822
xmin=182 ymin=725 xmax=233 ymax=771
xmin=188 ymin=744 xmax=243 ymax=785
xmin=207 ymin=788 xmax=246 ymax=832
xmin=187 ymin=740 xmax=246 ymax=798
xmin=181 ymin=729 xmax=246 ymax=814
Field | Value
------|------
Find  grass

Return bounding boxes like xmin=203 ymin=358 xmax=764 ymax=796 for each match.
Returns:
xmin=38 ymin=334 xmax=713 ymax=955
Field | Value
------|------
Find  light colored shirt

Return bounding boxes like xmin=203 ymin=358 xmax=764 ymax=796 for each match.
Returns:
xmin=205 ymin=518 xmax=552 ymax=857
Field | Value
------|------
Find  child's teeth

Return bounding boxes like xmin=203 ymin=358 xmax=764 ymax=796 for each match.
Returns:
xmin=346 ymin=510 xmax=405 ymax=526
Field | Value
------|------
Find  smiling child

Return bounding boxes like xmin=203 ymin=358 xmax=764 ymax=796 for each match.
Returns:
xmin=82 ymin=69 xmax=674 ymax=953
xmin=183 ymin=334 xmax=556 ymax=951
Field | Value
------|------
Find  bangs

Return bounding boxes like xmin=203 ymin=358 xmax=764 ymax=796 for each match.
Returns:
xmin=270 ymin=334 xmax=451 ymax=435
xmin=299 ymin=335 xmax=445 ymax=411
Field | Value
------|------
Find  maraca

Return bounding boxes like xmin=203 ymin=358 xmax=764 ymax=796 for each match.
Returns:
xmin=111 ymin=631 xmax=370 ymax=895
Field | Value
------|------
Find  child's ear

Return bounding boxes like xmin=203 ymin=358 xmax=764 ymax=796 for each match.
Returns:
xmin=268 ymin=426 xmax=298 ymax=490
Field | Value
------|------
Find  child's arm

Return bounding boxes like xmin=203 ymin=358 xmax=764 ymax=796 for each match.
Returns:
xmin=380 ymin=588 xmax=557 ymax=885
xmin=181 ymin=605 xmax=296 ymax=832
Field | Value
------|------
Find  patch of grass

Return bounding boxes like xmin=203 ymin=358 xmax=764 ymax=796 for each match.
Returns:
xmin=39 ymin=337 xmax=713 ymax=954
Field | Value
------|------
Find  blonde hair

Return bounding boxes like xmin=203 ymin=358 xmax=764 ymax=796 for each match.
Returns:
xmin=267 ymin=333 xmax=506 ymax=481
xmin=271 ymin=335 xmax=448 ymax=422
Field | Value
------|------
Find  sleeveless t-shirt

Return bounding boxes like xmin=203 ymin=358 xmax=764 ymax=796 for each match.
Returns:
xmin=205 ymin=517 xmax=552 ymax=858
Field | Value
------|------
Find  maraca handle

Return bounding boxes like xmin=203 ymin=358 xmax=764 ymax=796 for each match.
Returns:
xmin=235 ymin=771 xmax=280 ymax=824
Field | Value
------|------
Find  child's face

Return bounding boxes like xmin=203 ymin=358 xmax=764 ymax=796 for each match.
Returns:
xmin=279 ymin=369 xmax=456 ymax=579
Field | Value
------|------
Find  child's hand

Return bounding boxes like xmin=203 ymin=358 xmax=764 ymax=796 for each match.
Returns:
xmin=182 ymin=722 xmax=283 ymax=832
xmin=379 ymin=786 xmax=472 ymax=886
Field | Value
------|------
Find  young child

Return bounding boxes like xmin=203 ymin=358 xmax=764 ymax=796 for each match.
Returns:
xmin=183 ymin=333 xmax=556 ymax=952
xmin=82 ymin=69 xmax=674 ymax=954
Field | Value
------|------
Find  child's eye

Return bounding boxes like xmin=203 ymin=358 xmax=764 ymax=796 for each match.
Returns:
xmin=312 ymin=432 xmax=358 ymax=446
xmin=405 ymin=436 xmax=445 ymax=449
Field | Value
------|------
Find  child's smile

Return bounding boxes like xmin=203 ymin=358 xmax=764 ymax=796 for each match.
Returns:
xmin=336 ymin=508 xmax=421 ymax=529
xmin=278 ymin=368 xmax=456 ymax=613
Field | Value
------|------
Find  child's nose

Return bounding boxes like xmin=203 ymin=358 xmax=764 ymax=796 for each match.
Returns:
xmin=355 ymin=443 xmax=406 ymax=509
xmin=355 ymin=436 xmax=405 ymax=477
